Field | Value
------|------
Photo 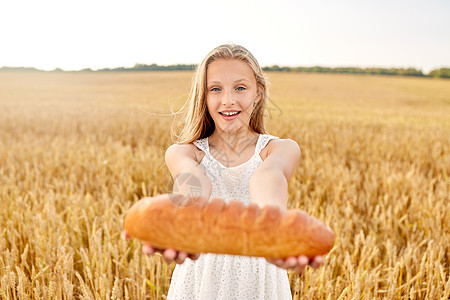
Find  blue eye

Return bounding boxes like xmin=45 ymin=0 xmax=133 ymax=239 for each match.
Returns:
xmin=211 ymin=87 xmax=221 ymax=92
xmin=236 ymin=86 xmax=246 ymax=91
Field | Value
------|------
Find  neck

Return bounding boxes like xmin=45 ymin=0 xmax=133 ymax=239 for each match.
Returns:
xmin=208 ymin=129 xmax=259 ymax=154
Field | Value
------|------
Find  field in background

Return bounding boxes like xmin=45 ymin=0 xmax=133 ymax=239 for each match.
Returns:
xmin=0 ymin=71 xmax=449 ymax=299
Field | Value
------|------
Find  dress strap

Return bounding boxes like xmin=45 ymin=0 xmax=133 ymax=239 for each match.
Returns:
xmin=193 ymin=138 xmax=209 ymax=153
xmin=255 ymin=134 xmax=278 ymax=155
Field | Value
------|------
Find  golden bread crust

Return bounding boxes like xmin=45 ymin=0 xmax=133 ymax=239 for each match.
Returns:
xmin=124 ymin=194 xmax=334 ymax=258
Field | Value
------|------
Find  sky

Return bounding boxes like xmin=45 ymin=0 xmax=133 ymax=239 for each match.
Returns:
xmin=1 ymin=0 xmax=449 ymax=73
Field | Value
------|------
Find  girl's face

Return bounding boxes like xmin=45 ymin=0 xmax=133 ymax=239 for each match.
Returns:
xmin=206 ymin=59 xmax=260 ymax=135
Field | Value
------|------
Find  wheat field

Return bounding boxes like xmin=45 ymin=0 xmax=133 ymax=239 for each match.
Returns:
xmin=0 ymin=71 xmax=449 ymax=299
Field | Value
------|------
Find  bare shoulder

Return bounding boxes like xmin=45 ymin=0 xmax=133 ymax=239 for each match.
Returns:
xmin=261 ymin=138 xmax=301 ymax=161
xmin=258 ymin=138 xmax=301 ymax=180
xmin=165 ymin=143 xmax=205 ymax=165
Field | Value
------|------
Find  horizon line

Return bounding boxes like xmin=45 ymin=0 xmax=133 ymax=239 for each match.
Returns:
xmin=1 ymin=63 xmax=449 ymax=73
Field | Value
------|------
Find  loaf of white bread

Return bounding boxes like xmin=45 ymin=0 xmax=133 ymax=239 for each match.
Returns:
xmin=124 ymin=194 xmax=334 ymax=258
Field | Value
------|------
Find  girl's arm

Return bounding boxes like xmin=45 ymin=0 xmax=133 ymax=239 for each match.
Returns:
xmin=249 ymin=138 xmax=300 ymax=212
xmin=249 ymin=138 xmax=324 ymax=273
xmin=132 ymin=143 xmax=212 ymax=265
xmin=165 ymin=143 xmax=212 ymax=204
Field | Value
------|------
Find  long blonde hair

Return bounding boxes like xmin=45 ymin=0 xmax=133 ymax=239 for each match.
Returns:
xmin=173 ymin=44 xmax=268 ymax=144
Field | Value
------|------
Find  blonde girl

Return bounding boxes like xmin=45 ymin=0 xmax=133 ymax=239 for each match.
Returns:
xmin=127 ymin=44 xmax=323 ymax=299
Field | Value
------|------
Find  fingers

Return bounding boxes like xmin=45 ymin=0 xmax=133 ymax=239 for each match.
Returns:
xmin=280 ymin=257 xmax=297 ymax=269
xmin=142 ymin=244 xmax=155 ymax=255
xmin=267 ymin=255 xmax=323 ymax=274
xmin=309 ymin=256 xmax=323 ymax=269
xmin=298 ymin=255 xmax=309 ymax=267
xmin=188 ymin=252 xmax=200 ymax=261
xmin=292 ymin=255 xmax=309 ymax=273
xmin=141 ymin=245 xmax=198 ymax=265
xmin=175 ymin=251 xmax=188 ymax=264
xmin=124 ymin=230 xmax=199 ymax=264
xmin=266 ymin=258 xmax=283 ymax=267
xmin=162 ymin=248 xmax=177 ymax=263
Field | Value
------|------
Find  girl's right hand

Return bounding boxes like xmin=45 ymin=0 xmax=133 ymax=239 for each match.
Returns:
xmin=122 ymin=230 xmax=200 ymax=264
xmin=142 ymin=243 xmax=200 ymax=264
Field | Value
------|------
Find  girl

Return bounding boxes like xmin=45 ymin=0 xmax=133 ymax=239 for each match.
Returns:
xmin=128 ymin=44 xmax=323 ymax=299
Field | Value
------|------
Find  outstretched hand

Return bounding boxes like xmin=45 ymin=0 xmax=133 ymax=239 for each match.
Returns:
xmin=142 ymin=244 xmax=200 ymax=264
xmin=266 ymin=255 xmax=323 ymax=274
xmin=122 ymin=230 xmax=200 ymax=264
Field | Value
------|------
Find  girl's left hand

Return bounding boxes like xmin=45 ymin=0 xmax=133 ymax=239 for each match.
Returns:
xmin=266 ymin=255 xmax=323 ymax=274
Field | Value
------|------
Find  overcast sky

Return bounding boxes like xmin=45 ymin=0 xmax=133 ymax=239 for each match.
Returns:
xmin=1 ymin=0 xmax=449 ymax=72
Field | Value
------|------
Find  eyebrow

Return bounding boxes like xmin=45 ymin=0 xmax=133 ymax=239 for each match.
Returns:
xmin=207 ymin=78 xmax=251 ymax=85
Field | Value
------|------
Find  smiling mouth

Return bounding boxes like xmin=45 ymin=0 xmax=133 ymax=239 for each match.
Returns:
xmin=219 ymin=111 xmax=241 ymax=116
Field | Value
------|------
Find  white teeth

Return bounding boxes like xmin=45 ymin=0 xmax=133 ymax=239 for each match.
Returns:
xmin=222 ymin=111 xmax=239 ymax=116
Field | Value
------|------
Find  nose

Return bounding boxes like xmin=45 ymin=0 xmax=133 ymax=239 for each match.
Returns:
xmin=221 ymin=89 xmax=235 ymax=106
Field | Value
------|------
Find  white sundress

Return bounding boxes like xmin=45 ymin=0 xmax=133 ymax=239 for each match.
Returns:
xmin=166 ymin=134 xmax=292 ymax=300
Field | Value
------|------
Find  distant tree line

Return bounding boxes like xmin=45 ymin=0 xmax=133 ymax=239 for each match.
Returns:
xmin=263 ymin=65 xmax=450 ymax=78
xmin=427 ymin=68 xmax=450 ymax=78
xmin=82 ymin=63 xmax=197 ymax=72
xmin=263 ymin=65 xmax=424 ymax=76
xmin=1 ymin=65 xmax=449 ymax=78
